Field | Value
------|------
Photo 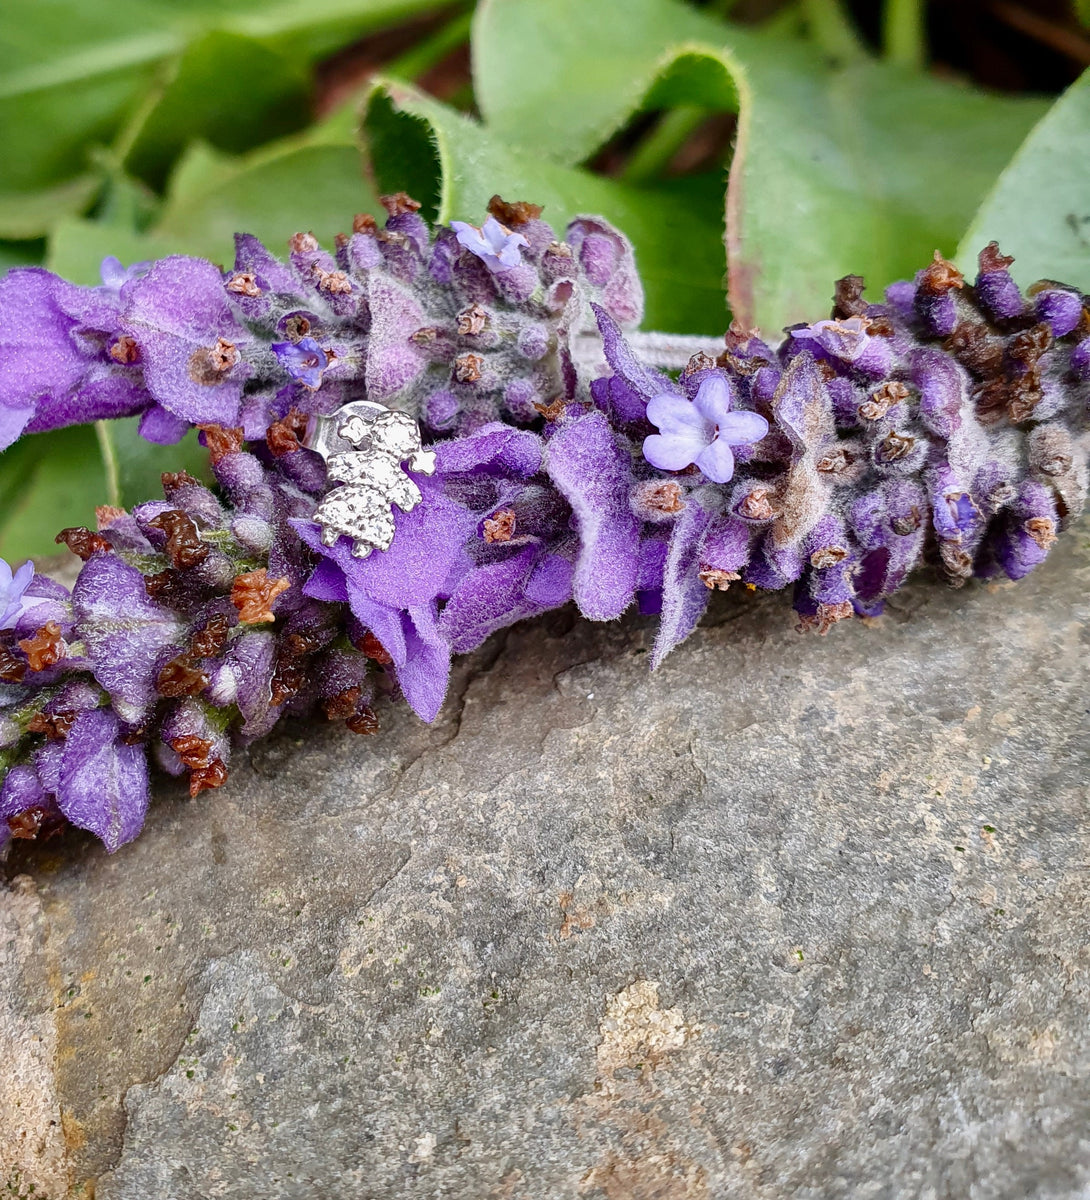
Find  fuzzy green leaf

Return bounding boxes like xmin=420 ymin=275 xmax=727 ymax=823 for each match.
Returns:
xmin=363 ymin=80 xmax=728 ymax=334
xmin=473 ymin=0 xmax=1047 ymax=332
xmin=957 ymin=69 xmax=1090 ymax=291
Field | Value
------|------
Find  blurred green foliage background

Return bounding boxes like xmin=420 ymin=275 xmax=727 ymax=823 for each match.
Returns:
xmin=1 ymin=0 xmax=1089 ymax=556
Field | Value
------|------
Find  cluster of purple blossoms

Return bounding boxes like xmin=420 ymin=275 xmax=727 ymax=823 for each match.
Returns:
xmin=0 ymin=197 xmax=1087 ymax=854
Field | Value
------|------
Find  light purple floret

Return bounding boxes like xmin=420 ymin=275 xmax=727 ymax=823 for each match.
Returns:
xmin=0 ymin=559 xmax=35 ymax=630
xmin=450 ymin=217 xmax=529 ymax=273
xmin=643 ymin=376 xmax=769 ymax=484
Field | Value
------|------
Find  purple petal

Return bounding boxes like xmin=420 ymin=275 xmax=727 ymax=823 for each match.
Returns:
xmin=73 ymin=556 xmax=186 ymax=723
xmin=652 ymin=497 xmax=715 ymax=668
xmin=694 ymin=438 xmax=736 ymax=484
xmin=121 ymin=256 xmax=250 ymax=425
xmin=692 ymin=375 xmax=733 ymax=426
xmin=717 ymin=409 xmax=769 ymax=446
xmin=546 ymin=410 xmax=638 ymax=621
xmin=397 ymin=604 xmax=451 ymax=722
xmin=646 ymin=393 xmax=708 ymax=438
xmin=642 ymin=432 xmax=702 ymax=472
xmin=58 ymin=707 xmax=149 ymax=851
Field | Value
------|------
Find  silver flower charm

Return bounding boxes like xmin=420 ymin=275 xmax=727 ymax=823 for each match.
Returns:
xmin=308 ymin=401 xmax=436 ymax=558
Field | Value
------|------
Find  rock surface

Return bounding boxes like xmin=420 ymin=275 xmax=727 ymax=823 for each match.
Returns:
xmin=3 ymin=524 xmax=1090 ymax=1200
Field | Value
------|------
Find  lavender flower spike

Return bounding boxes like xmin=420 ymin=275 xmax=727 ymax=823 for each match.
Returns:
xmin=450 ymin=216 xmax=529 ymax=272
xmin=0 ymin=559 xmax=35 ymax=629
xmin=644 ymin=376 xmax=769 ymax=484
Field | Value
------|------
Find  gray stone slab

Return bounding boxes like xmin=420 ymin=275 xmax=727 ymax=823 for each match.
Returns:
xmin=3 ymin=523 xmax=1090 ymax=1199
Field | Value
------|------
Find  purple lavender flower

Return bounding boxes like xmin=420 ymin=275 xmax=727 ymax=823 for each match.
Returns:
xmin=450 ymin=217 xmax=529 ymax=273
xmin=643 ymin=376 xmax=769 ymax=484
xmin=0 ymin=559 xmax=35 ymax=629
xmin=272 ymin=337 xmax=328 ymax=389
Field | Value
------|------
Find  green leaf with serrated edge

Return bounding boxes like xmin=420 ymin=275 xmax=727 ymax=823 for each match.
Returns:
xmin=122 ymin=31 xmax=310 ymax=190
xmin=0 ymin=427 xmax=110 ymax=562
xmin=0 ymin=0 xmax=448 ymax=195
xmin=362 ymin=80 xmax=727 ymax=334
xmin=472 ymin=0 xmax=1047 ymax=333
xmin=957 ymin=69 xmax=1090 ymax=292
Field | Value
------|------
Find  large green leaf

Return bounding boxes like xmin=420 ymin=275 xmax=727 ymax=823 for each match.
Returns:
xmin=0 ymin=0 xmax=448 ymax=194
xmin=957 ymin=69 xmax=1090 ymax=292
xmin=0 ymin=427 xmax=109 ymax=562
xmin=122 ymin=31 xmax=311 ymax=190
xmin=363 ymin=80 xmax=728 ymax=334
xmin=0 ymin=176 xmax=101 ymax=240
xmin=472 ymin=0 xmax=1047 ymax=333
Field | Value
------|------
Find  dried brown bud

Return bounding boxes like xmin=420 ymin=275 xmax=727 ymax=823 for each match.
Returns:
xmin=148 ymin=509 xmax=208 ymax=569
xmin=189 ymin=613 xmax=231 ymax=659
xmin=156 ymin=655 xmax=209 ymax=698
xmin=833 ymin=274 xmax=867 ymax=319
xmin=270 ymin=655 xmax=307 ymax=707
xmin=231 ymin=569 xmax=290 ymax=624
xmin=940 ymin=541 xmax=974 ymax=584
xmin=358 ymin=631 xmax=393 ymax=665
xmin=736 ymin=485 xmax=778 ymax=522
xmin=457 ymin=304 xmax=489 ymax=337
xmin=353 ymin=213 xmax=378 ymax=235
xmin=699 ymin=568 xmax=740 ymax=591
xmin=8 ymin=807 xmax=66 ymax=841
xmin=638 ymin=481 xmax=685 ymax=516
xmin=683 ymin=351 xmax=718 ymax=377
xmin=323 ymin=686 xmax=362 ymax=722
xmin=209 ymin=337 xmax=240 ymax=372
xmin=161 ymin=471 xmax=200 ymax=497
xmin=189 ymin=759 xmax=228 ymax=797
xmin=810 ymin=546 xmax=848 ymax=568
xmin=226 ymin=272 xmax=261 ymax=298
xmin=1025 ymin=517 xmax=1058 ymax=549
xmin=198 ymin=424 xmax=245 ymax=463
xmin=1008 ymin=323 xmax=1053 ymax=365
xmin=144 ymin=568 xmax=187 ymax=607
xmin=890 ymin=507 xmax=922 ymax=536
xmin=487 ymin=195 xmax=543 ymax=227
xmin=55 ymin=526 xmax=111 ymax=560
xmin=858 ymin=380 xmax=910 ymax=422
xmin=109 ymin=335 xmax=140 ymax=364
xmin=266 ymin=408 xmax=310 ymax=457
xmin=876 ymin=432 xmax=916 ymax=463
xmin=482 ymin=509 xmax=517 ymax=543
xmin=816 ymin=446 xmax=860 ymax=478
xmin=796 ymin=601 xmax=853 ymax=635
xmin=978 ymin=241 xmax=1015 ymax=274
xmin=454 ymin=353 xmax=484 ymax=384
xmin=95 ymin=505 xmax=127 ymax=530
xmin=919 ymin=251 xmax=964 ymax=296
xmin=313 ymin=268 xmax=352 ymax=295
xmin=290 ymin=231 xmax=320 ymax=254
xmin=534 ymin=397 xmax=566 ymax=421
xmin=281 ymin=314 xmax=311 ymax=341
xmin=944 ymin=322 xmax=1004 ymax=377
xmin=0 ymin=642 xmax=26 ymax=683
xmin=346 ymin=706 xmax=380 ymax=736
xmin=170 ymin=734 xmax=215 ymax=769
xmin=381 ymin=192 xmax=422 ymax=216
xmin=18 ymin=623 xmax=66 ymax=672
xmin=27 ymin=709 xmax=76 ymax=740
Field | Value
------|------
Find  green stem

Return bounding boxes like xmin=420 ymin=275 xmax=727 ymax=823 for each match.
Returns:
xmin=95 ymin=420 xmax=122 ymax=508
xmin=620 ymin=106 xmax=708 ymax=185
xmin=802 ymin=0 xmax=868 ymax=62
xmin=883 ymin=0 xmax=926 ymax=69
